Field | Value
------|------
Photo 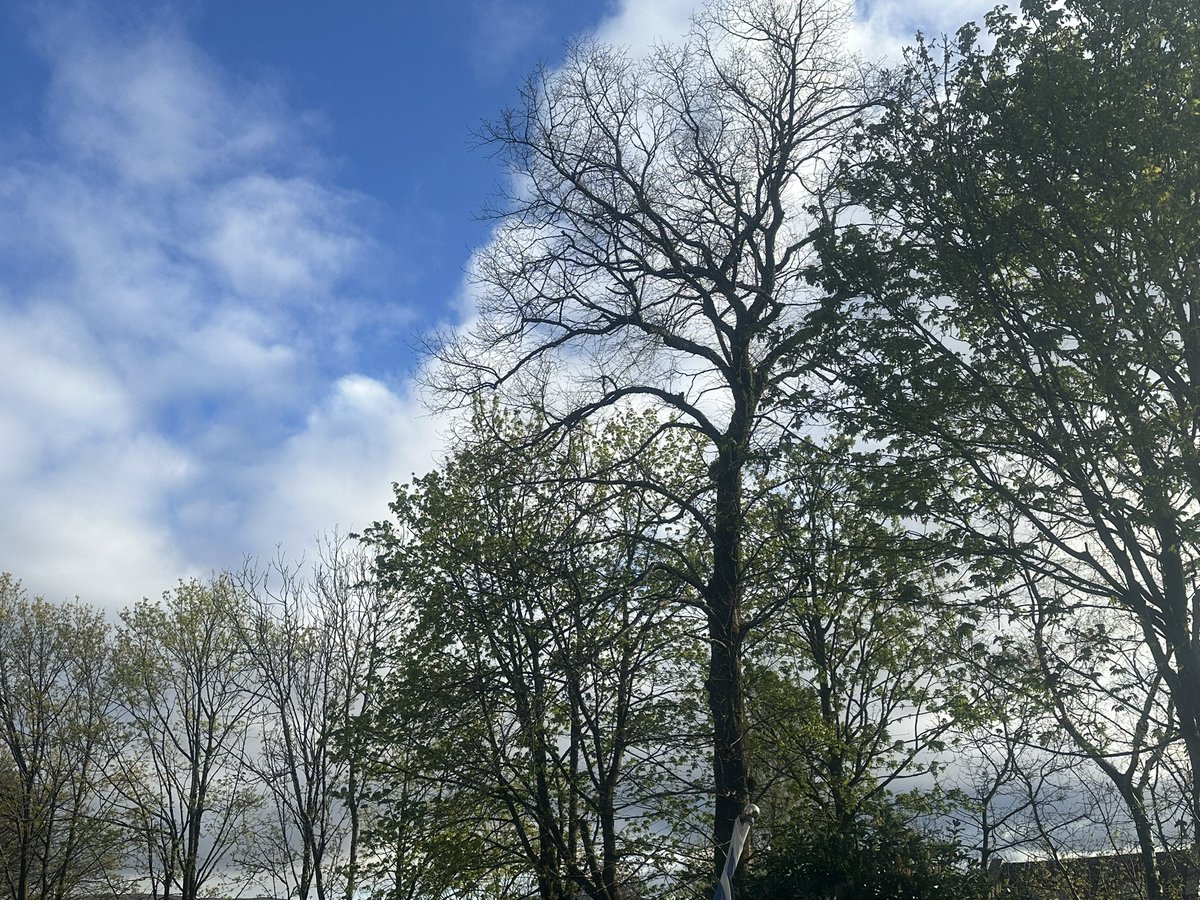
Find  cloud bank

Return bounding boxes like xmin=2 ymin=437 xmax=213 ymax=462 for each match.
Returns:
xmin=0 ymin=0 xmax=1000 ymax=612
xmin=0 ymin=5 xmax=438 ymax=610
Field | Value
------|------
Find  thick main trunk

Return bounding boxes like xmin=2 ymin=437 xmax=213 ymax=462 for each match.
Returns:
xmin=1170 ymin=670 xmax=1200 ymax=900
xmin=707 ymin=615 xmax=748 ymax=873
xmin=1115 ymin=780 xmax=1164 ymax=900
xmin=706 ymin=438 xmax=750 ymax=876
xmin=1153 ymin=536 xmax=1200 ymax=899
xmin=1171 ymin=686 xmax=1200 ymax=900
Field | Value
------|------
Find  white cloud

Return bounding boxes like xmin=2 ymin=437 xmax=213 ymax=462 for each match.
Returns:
xmin=0 ymin=307 xmax=133 ymax=451
xmin=197 ymin=174 xmax=368 ymax=301
xmin=0 ymin=301 xmax=194 ymax=603
xmin=5 ymin=434 xmax=193 ymax=607
xmin=848 ymin=0 xmax=995 ymax=61
xmin=593 ymin=0 xmax=702 ymax=53
xmin=38 ymin=13 xmax=290 ymax=186
xmin=244 ymin=376 xmax=445 ymax=556
xmin=0 ymin=5 xmax=433 ymax=612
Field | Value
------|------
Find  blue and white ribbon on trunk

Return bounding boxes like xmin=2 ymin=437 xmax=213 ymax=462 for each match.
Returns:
xmin=713 ymin=803 xmax=760 ymax=900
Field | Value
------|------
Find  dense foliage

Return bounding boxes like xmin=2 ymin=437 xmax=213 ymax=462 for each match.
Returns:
xmin=745 ymin=805 xmax=988 ymax=900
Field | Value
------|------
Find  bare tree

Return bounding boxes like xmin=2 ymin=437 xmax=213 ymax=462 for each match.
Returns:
xmin=745 ymin=441 xmax=967 ymax=840
xmin=113 ymin=577 xmax=260 ymax=900
xmin=436 ymin=0 xmax=869 ymax=865
xmin=234 ymin=534 xmax=396 ymax=900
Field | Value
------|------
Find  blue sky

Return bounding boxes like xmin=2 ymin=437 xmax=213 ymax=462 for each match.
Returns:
xmin=0 ymin=0 xmax=990 ymax=610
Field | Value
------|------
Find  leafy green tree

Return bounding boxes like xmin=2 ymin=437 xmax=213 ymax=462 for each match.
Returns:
xmin=0 ymin=574 xmax=127 ymax=900
xmin=824 ymin=0 xmax=1200 ymax=896
xmin=736 ymin=439 xmax=976 ymax=897
xmin=745 ymin=441 xmax=967 ymax=829
xmin=360 ymin=407 xmax=708 ymax=899
xmin=433 ymin=0 xmax=872 ymax=865
xmin=114 ymin=577 xmax=260 ymax=900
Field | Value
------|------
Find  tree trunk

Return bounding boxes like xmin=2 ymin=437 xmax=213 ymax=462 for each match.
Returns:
xmin=706 ymin=438 xmax=750 ymax=874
